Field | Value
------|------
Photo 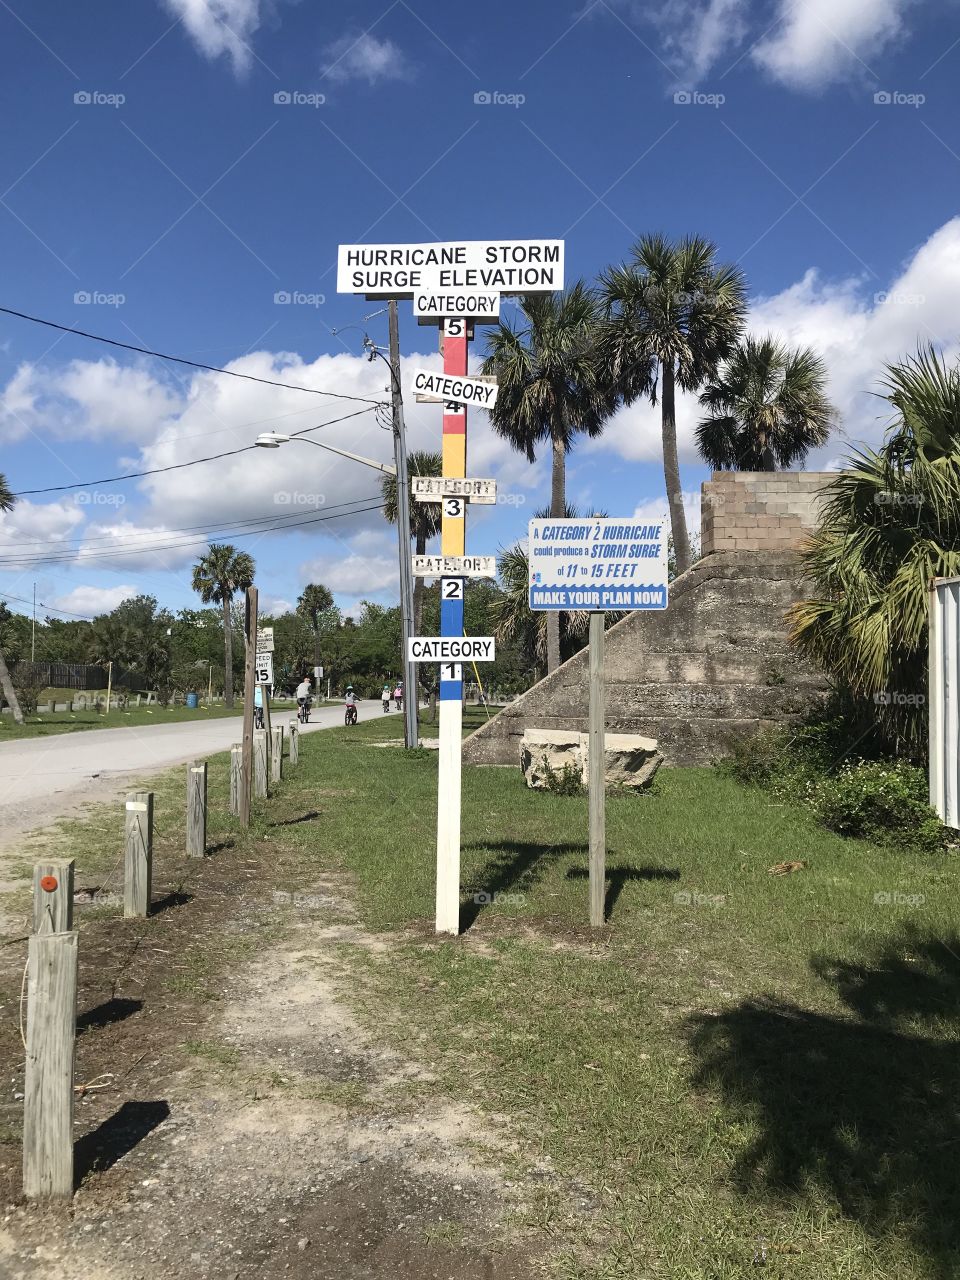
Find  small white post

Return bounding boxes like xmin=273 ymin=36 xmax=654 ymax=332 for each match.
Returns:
xmin=435 ymin=695 xmax=462 ymax=935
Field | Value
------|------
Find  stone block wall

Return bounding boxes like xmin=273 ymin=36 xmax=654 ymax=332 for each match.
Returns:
xmin=701 ymin=471 xmax=834 ymax=555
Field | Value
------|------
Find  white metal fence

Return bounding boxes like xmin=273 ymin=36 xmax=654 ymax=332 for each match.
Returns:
xmin=929 ymin=577 xmax=960 ymax=827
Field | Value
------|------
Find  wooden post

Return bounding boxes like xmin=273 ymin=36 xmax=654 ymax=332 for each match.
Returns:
xmin=288 ymin=720 xmax=299 ymax=765
xmin=230 ymin=743 xmax=243 ymax=816
xmin=186 ymin=761 xmax=207 ymax=857
xmin=240 ymin=588 xmax=257 ymax=826
xmin=23 ymin=930 xmax=78 ymax=1199
xmin=32 ymin=860 xmax=74 ymax=935
xmin=260 ymin=683 xmax=273 ymax=757
xmin=253 ymin=729 xmax=268 ymax=799
xmin=271 ymin=724 xmax=284 ymax=784
xmin=105 ymin=659 xmax=113 ymax=716
xmin=124 ymin=791 xmax=153 ymax=917
xmin=588 ymin=611 xmax=606 ymax=928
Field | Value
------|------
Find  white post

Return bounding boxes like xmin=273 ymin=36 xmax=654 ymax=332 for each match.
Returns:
xmin=588 ymin=611 xmax=606 ymax=928
xmin=436 ymin=683 xmax=462 ymax=935
xmin=930 ymin=577 xmax=960 ymax=826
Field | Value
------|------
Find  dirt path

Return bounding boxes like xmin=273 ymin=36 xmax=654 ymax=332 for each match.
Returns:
xmin=0 ymin=876 xmax=551 ymax=1280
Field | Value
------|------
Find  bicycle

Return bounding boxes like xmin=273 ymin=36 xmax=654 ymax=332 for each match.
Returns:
xmin=254 ymin=706 xmax=264 ymax=730
xmin=297 ymin=697 xmax=311 ymax=724
xmin=344 ymin=703 xmax=358 ymax=726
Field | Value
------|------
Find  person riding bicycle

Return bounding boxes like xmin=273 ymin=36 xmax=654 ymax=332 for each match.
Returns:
xmin=254 ymin=683 xmax=264 ymax=729
xmin=295 ymin=675 xmax=312 ymax=711
xmin=344 ymin=685 xmax=359 ymax=725
xmin=381 ymin=683 xmax=391 ymax=713
xmin=393 ymin=682 xmax=403 ymax=711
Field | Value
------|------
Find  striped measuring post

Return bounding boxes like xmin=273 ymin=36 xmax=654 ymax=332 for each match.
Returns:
xmin=436 ymin=316 xmax=469 ymax=935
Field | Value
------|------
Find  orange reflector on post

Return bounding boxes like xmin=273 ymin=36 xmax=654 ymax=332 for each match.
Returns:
xmin=39 ymin=875 xmax=58 ymax=892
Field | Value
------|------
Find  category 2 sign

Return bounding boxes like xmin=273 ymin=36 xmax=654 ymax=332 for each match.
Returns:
xmin=528 ymin=517 xmax=669 ymax=611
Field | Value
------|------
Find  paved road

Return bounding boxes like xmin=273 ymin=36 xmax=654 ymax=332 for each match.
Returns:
xmin=0 ymin=700 xmax=389 ymax=851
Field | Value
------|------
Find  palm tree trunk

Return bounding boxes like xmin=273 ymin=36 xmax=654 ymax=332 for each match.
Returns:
xmin=0 ymin=646 xmax=23 ymax=724
xmin=661 ymin=360 xmax=692 ymax=575
xmin=413 ymin=532 xmax=426 ymax=637
xmin=546 ymin=434 xmax=565 ymax=674
xmin=223 ymin=595 xmax=234 ymax=709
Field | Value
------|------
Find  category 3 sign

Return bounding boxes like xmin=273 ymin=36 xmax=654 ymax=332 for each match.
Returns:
xmin=528 ymin=517 xmax=669 ymax=611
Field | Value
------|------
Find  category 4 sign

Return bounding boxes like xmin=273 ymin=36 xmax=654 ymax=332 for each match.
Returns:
xmin=528 ymin=517 xmax=669 ymax=611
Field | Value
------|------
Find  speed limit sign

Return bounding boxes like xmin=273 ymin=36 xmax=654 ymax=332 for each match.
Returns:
xmin=255 ymin=653 xmax=274 ymax=685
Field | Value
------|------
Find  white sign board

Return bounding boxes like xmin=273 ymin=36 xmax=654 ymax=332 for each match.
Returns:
xmin=930 ymin=576 xmax=960 ymax=828
xmin=528 ymin=517 xmax=669 ymax=611
xmin=412 ymin=476 xmax=496 ymax=505
xmin=256 ymin=626 xmax=274 ymax=653
xmin=255 ymin=653 xmax=274 ymax=685
xmin=412 ymin=368 xmax=498 ymax=410
xmin=413 ymin=291 xmax=500 ymax=319
xmin=408 ymin=637 xmax=496 ymax=662
xmin=337 ymin=240 xmax=564 ymax=296
xmin=413 ymin=554 xmax=497 ymax=579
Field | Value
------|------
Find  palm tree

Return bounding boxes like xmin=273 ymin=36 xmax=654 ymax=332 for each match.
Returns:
xmin=381 ymin=450 xmax=442 ymax=639
xmin=600 ymin=233 xmax=747 ymax=576
xmin=790 ymin=346 xmax=960 ymax=756
xmin=191 ymin=544 xmax=255 ymax=708
xmin=482 ymin=284 xmax=615 ymax=673
xmin=297 ymin=583 xmax=334 ymax=669
xmin=697 ymin=335 xmax=834 ymax=471
xmin=0 ymin=473 xmax=23 ymax=724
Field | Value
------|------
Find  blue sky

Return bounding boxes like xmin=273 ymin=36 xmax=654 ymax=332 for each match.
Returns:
xmin=1 ymin=0 xmax=958 ymax=622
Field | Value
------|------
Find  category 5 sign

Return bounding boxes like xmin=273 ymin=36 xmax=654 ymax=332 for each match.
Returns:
xmin=337 ymin=239 xmax=564 ymax=296
xmin=412 ymin=369 xmax=498 ymax=409
xmin=528 ymin=517 xmax=669 ymax=611
xmin=413 ymin=291 xmax=500 ymax=319
xmin=408 ymin=637 xmax=496 ymax=662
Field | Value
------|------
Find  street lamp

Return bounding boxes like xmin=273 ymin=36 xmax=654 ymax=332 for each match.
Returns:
xmin=255 ymin=431 xmax=397 ymax=477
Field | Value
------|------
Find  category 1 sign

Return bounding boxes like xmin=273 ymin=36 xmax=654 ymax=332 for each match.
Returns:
xmin=413 ymin=554 xmax=497 ymax=578
xmin=411 ymin=369 xmax=498 ymax=410
xmin=408 ymin=637 xmax=496 ymax=662
xmin=412 ymin=476 xmax=496 ymax=504
xmin=528 ymin=517 xmax=669 ymax=611
xmin=337 ymin=240 xmax=564 ymax=296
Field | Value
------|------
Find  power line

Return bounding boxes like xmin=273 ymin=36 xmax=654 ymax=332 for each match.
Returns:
xmin=0 ymin=493 xmax=383 ymax=550
xmin=0 ymin=305 xmax=386 ymax=407
xmin=0 ymin=589 xmax=94 ymax=621
xmin=10 ymin=406 xmax=378 ymax=497
xmin=0 ymin=500 xmax=387 ymax=568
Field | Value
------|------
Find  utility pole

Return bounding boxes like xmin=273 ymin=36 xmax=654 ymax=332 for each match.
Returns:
xmin=31 ymin=584 xmax=36 ymax=662
xmin=388 ymin=299 xmax=419 ymax=749
xmin=239 ymin=586 xmax=257 ymax=826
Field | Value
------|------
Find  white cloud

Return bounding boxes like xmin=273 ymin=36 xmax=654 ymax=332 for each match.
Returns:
xmin=0 ymin=498 xmax=85 ymax=546
xmin=322 ymin=32 xmax=412 ymax=85
xmin=658 ymin=0 xmax=750 ymax=85
xmin=259 ymin=593 xmax=294 ymax=616
xmin=162 ymin=0 xmax=264 ymax=74
xmin=49 ymin=584 xmax=139 ymax=618
xmin=752 ymin=0 xmax=913 ymax=90
xmin=300 ymin=551 xmax=398 ymax=597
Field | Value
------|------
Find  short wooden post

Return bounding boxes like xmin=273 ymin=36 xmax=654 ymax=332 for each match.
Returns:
xmin=588 ymin=611 xmax=606 ymax=928
xmin=32 ymin=860 xmax=74 ymax=935
xmin=288 ymin=721 xmax=299 ymax=765
xmin=186 ymin=761 xmax=207 ymax=857
xmin=230 ymin=744 xmax=243 ymax=816
xmin=23 ymin=930 xmax=78 ymax=1198
xmin=271 ymin=724 xmax=284 ymax=784
xmin=124 ymin=791 xmax=153 ymax=917
xmin=253 ymin=729 xmax=268 ymax=799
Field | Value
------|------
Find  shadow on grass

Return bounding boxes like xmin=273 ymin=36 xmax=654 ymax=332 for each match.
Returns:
xmin=460 ymin=840 xmax=587 ymax=930
xmin=566 ymin=864 xmax=680 ymax=920
xmin=74 ymin=1100 xmax=170 ymax=1184
xmin=77 ymin=996 xmax=143 ymax=1035
xmin=689 ymin=925 xmax=960 ymax=1274
xmin=270 ymin=810 xmax=321 ymax=828
xmin=150 ymin=890 xmax=193 ymax=915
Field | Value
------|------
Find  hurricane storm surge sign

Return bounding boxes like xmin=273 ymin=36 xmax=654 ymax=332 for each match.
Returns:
xmin=528 ymin=518 xmax=669 ymax=611
xmin=337 ymin=240 xmax=564 ymax=296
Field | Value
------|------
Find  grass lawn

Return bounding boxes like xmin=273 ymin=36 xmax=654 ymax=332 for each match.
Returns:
xmin=3 ymin=713 xmax=957 ymax=1278
xmin=0 ymin=700 xmax=247 ymax=739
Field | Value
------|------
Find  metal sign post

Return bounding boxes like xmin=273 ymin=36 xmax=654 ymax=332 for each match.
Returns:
xmin=528 ymin=517 xmax=669 ymax=926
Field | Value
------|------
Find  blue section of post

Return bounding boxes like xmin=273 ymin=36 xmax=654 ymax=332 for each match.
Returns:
xmin=439 ymin=587 xmax=464 ymax=701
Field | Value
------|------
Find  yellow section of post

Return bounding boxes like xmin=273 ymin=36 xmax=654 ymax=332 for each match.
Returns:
xmin=441 ymin=434 xmax=466 ymax=555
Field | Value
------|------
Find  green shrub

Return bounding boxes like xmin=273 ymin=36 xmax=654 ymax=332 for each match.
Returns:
xmin=541 ymin=758 xmax=585 ymax=796
xmin=715 ymin=726 xmax=792 ymax=787
xmin=809 ymin=759 xmax=948 ymax=853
